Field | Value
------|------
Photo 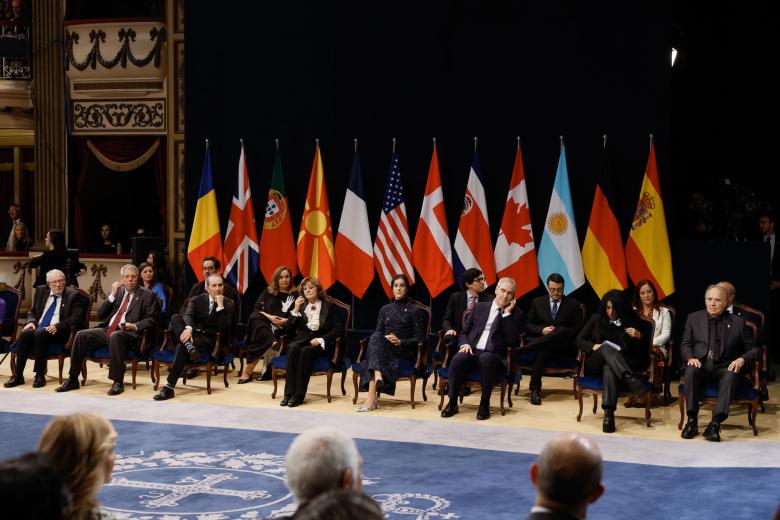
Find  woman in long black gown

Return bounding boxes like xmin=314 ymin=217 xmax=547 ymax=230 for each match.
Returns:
xmin=357 ymin=274 xmax=424 ymax=412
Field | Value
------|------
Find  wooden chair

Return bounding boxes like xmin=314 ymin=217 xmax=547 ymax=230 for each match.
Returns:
xmin=270 ymin=297 xmax=351 ymax=403
xmin=151 ymin=328 xmax=233 ymax=395
xmin=9 ymin=288 xmax=92 ymax=384
xmin=735 ymin=302 xmax=768 ymax=412
xmin=0 ymin=282 xmax=22 ymax=362
xmin=351 ymin=298 xmax=431 ymax=408
xmin=80 ymin=326 xmax=156 ymax=390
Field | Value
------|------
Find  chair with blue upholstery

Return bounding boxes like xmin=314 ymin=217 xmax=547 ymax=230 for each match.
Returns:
xmin=9 ymin=288 xmax=92 ymax=384
xmin=0 ymin=282 xmax=22 ymax=362
xmin=270 ymin=297 xmax=351 ymax=403
xmin=151 ymin=328 xmax=234 ymax=395
xmin=351 ymin=298 xmax=431 ymax=408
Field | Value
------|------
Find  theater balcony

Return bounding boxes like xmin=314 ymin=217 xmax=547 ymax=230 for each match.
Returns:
xmin=64 ymin=18 xmax=167 ymax=135
xmin=0 ymin=20 xmax=32 ymax=131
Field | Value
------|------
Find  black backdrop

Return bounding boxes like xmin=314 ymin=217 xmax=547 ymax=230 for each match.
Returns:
xmin=185 ymin=1 xmax=763 ymax=329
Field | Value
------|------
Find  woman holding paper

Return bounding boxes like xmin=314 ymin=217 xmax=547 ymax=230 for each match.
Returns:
xmin=577 ymin=289 xmax=652 ymax=433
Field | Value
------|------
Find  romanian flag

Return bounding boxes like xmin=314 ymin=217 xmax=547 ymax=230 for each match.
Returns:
xmin=297 ymin=142 xmax=336 ymax=289
xmin=187 ymin=142 xmax=223 ymax=281
xmin=582 ymin=139 xmax=627 ymax=298
xmin=259 ymin=144 xmax=298 ymax=284
xmin=625 ymin=140 xmax=674 ymax=299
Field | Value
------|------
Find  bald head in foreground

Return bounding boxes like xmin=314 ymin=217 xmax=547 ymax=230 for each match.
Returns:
xmin=528 ymin=433 xmax=604 ymax=520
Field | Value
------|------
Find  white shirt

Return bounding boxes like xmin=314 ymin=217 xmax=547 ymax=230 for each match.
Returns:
xmin=39 ymin=291 xmax=63 ymax=326
xmin=767 ymin=233 xmax=776 ymax=272
xmin=475 ymin=302 xmax=507 ymax=351
xmin=107 ymin=291 xmax=134 ymax=325
xmin=291 ymin=301 xmax=326 ymax=349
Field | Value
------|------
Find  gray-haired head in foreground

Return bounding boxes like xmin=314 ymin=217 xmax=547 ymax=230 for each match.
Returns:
xmin=535 ymin=433 xmax=602 ymax=507
xmin=285 ymin=427 xmax=361 ymax=505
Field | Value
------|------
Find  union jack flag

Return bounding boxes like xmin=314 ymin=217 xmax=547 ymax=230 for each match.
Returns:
xmin=224 ymin=141 xmax=260 ymax=294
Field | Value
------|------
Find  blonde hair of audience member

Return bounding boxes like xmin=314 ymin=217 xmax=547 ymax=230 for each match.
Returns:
xmin=37 ymin=413 xmax=117 ymax=520
xmin=530 ymin=433 xmax=604 ymax=519
xmin=285 ymin=427 xmax=362 ymax=506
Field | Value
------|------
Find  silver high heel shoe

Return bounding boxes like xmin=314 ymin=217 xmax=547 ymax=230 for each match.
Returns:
xmin=356 ymin=400 xmax=379 ymax=412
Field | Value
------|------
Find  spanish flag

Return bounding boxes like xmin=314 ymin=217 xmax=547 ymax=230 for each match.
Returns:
xmin=582 ymin=138 xmax=627 ymax=298
xmin=187 ymin=142 xmax=223 ymax=281
xmin=625 ymin=139 xmax=674 ymax=299
xmin=297 ymin=142 xmax=336 ymax=289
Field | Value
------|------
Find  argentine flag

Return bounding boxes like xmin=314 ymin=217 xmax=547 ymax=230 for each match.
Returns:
xmin=538 ymin=143 xmax=585 ymax=295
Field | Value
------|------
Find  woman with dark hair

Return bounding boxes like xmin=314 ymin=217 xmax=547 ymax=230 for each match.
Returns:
xmin=29 ymin=229 xmax=68 ymax=287
xmin=10 ymin=222 xmax=33 ymax=251
xmin=576 ymin=289 xmax=652 ymax=433
xmin=145 ymin=250 xmax=170 ymax=285
xmin=239 ymin=265 xmax=298 ymax=383
xmin=281 ymin=277 xmax=343 ymax=407
xmin=95 ymin=224 xmax=121 ymax=255
xmin=139 ymin=262 xmax=167 ymax=314
xmin=357 ymin=274 xmax=423 ymax=412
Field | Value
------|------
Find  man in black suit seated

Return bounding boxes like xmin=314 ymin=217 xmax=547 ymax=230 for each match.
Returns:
xmin=527 ymin=433 xmax=604 ymax=520
xmin=524 ymin=273 xmax=584 ymax=405
xmin=56 ymin=264 xmax=158 ymax=395
xmin=182 ymin=256 xmax=240 ymax=316
xmin=440 ymin=277 xmax=524 ymax=420
xmin=718 ymin=281 xmax=762 ymax=328
xmin=442 ymin=268 xmax=492 ymax=337
xmin=680 ymin=284 xmax=760 ymax=441
xmin=4 ymin=269 xmax=87 ymax=388
xmin=153 ymin=273 xmax=235 ymax=401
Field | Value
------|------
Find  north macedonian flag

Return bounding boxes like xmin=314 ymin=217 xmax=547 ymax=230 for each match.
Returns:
xmin=187 ymin=142 xmax=223 ymax=281
xmin=259 ymin=144 xmax=298 ymax=284
xmin=297 ymin=142 xmax=336 ymax=289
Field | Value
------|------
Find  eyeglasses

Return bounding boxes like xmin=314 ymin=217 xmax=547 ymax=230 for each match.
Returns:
xmin=473 ymin=277 xmax=485 ymax=283
xmin=48 ymin=279 xmax=66 ymax=285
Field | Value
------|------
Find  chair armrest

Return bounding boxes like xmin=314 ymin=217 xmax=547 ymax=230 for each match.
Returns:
xmin=751 ymin=361 xmax=760 ymax=390
xmin=138 ymin=328 xmax=153 ymax=355
xmin=576 ymin=351 xmax=586 ymax=377
xmin=211 ymin=332 xmax=223 ymax=358
xmin=414 ymin=341 xmax=425 ymax=369
xmin=330 ymin=338 xmax=343 ymax=365
xmin=63 ymin=325 xmax=78 ymax=352
xmin=355 ymin=338 xmax=367 ymax=363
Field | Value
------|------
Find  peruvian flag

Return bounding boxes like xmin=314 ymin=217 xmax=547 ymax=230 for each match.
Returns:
xmin=494 ymin=141 xmax=538 ymax=297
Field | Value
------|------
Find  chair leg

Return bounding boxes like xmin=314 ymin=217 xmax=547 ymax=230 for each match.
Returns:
xmin=340 ymin=369 xmax=347 ymax=396
xmin=592 ymin=394 xmax=598 ymax=414
xmin=499 ymin=383 xmax=506 ymax=416
xmin=572 ymin=377 xmax=577 ymax=399
xmin=9 ymin=353 xmax=16 ymax=376
xmin=131 ymin=360 xmax=137 ymax=390
xmin=749 ymin=403 xmax=758 ymax=436
xmin=644 ymin=392 xmax=652 ymax=427
xmin=432 ymin=365 xmax=438 ymax=390
xmin=206 ymin=363 xmax=213 ymax=394
xmin=271 ymin=368 xmax=278 ymax=399
xmin=507 ymin=379 xmax=513 ymax=408
xmin=152 ymin=361 xmax=160 ymax=390
xmin=422 ymin=374 xmax=429 ymax=402
xmin=81 ymin=360 xmax=87 ymax=385
xmin=352 ymin=370 xmax=359 ymax=404
xmin=326 ymin=370 xmax=334 ymax=403
xmin=410 ymin=376 xmax=416 ymax=409
xmin=677 ymin=391 xmax=685 ymax=430
xmin=438 ymin=377 xmax=446 ymax=410
xmin=223 ymin=362 xmax=230 ymax=388
xmin=577 ymin=388 xmax=583 ymax=422
xmin=58 ymin=356 xmax=64 ymax=384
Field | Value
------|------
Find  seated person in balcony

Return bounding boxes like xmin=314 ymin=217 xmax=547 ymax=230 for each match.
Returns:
xmin=153 ymin=274 xmax=235 ymax=401
xmin=29 ymin=229 xmax=68 ymax=287
xmin=2 ymin=202 xmax=24 ymax=250
xmin=94 ymin=224 xmax=122 ymax=255
xmin=239 ymin=265 xmax=298 ymax=383
xmin=442 ymin=268 xmax=492 ymax=338
xmin=680 ymin=284 xmax=759 ymax=442
xmin=524 ymin=273 xmax=584 ymax=406
xmin=440 ymin=277 xmax=523 ymax=421
xmin=4 ymin=269 xmax=86 ymax=389
xmin=356 ymin=274 xmax=424 ymax=412
xmin=56 ymin=264 xmax=158 ymax=396
xmin=9 ymin=222 xmax=33 ymax=251
xmin=576 ymin=290 xmax=652 ymax=433
xmin=139 ymin=262 xmax=167 ymax=315
xmin=280 ymin=277 xmax=343 ymax=408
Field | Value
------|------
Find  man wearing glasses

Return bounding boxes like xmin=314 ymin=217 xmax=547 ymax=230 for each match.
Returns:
xmin=442 ymin=268 xmax=493 ymax=337
xmin=4 ymin=269 xmax=87 ymax=388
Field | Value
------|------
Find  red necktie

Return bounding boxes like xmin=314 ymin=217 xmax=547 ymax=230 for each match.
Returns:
xmin=106 ymin=293 xmax=131 ymax=338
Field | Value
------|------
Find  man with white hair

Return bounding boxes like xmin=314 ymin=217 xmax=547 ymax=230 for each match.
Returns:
xmin=56 ymin=264 xmax=158 ymax=395
xmin=441 ymin=277 xmax=524 ymax=420
xmin=4 ymin=269 xmax=87 ymax=388
xmin=528 ymin=433 xmax=604 ymax=519
xmin=284 ymin=426 xmax=363 ymax=518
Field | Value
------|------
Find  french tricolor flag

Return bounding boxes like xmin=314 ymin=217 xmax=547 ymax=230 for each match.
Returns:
xmin=335 ymin=144 xmax=374 ymax=298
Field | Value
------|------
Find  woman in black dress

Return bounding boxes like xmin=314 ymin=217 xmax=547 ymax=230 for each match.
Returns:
xmin=576 ymin=289 xmax=652 ymax=433
xmin=357 ymin=274 xmax=424 ymax=412
xmin=281 ymin=277 xmax=343 ymax=407
xmin=29 ymin=229 xmax=68 ymax=287
xmin=239 ymin=265 xmax=298 ymax=383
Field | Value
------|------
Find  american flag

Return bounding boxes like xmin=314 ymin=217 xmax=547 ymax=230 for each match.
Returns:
xmin=373 ymin=149 xmax=415 ymax=298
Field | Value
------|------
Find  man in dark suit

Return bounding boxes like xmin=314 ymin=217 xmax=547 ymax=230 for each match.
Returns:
xmin=760 ymin=211 xmax=779 ymax=363
xmin=441 ymin=268 xmax=492 ymax=336
xmin=440 ymin=277 xmax=524 ymax=420
xmin=524 ymin=273 xmax=584 ymax=405
xmin=182 ymin=256 xmax=240 ymax=317
xmin=153 ymin=274 xmax=235 ymax=401
xmin=527 ymin=433 xmax=604 ymax=520
xmin=4 ymin=269 xmax=86 ymax=388
xmin=56 ymin=264 xmax=158 ymax=395
xmin=680 ymin=284 xmax=760 ymax=441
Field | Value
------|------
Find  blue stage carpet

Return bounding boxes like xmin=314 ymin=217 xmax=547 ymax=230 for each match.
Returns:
xmin=0 ymin=411 xmax=778 ymax=519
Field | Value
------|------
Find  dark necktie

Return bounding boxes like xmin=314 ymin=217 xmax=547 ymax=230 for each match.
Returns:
xmin=39 ymin=295 xmax=58 ymax=328
xmin=708 ymin=317 xmax=721 ymax=364
xmin=551 ymin=300 xmax=559 ymax=321
xmin=208 ymin=300 xmax=216 ymax=318
xmin=106 ymin=293 xmax=131 ymax=338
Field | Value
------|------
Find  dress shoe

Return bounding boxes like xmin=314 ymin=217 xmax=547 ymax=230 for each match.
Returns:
xmin=530 ymin=389 xmax=542 ymax=406
xmin=280 ymin=397 xmax=290 ymax=406
xmin=602 ymin=410 xmax=616 ymax=433
xmin=440 ymin=401 xmax=459 ymax=418
xmin=55 ymin=379 xmax=79 ymax=392
xmin=624 ymin=374 xmax=649 ymax=400
xmin=107 ymin=381 xmax=124 ymax=396
xmin=153 ymin=386 xmax=175 ymax=401
xmin=32 ymin=375 xmax=46 ymax=388
xmin=703 ymin=421 xmax=721 ymax=442
xmin=186 ymin=346 xmax=200 ymax=364
xmin=375 ymin=379 xmax=385 ymax=394
xmin=256 ymin=368 xmax=273 ymax=381
xmin=237 ymin=377 xmax=252 ymax=384
xmin=476 ymin=401 xmax=491 ymax=420
xmin=185 ymin=368 xmax=198 ymax=379
xmin=681 ymin=417 xmax=699 ymax=439
xmin=287 ymin=397 xmax=302 ymax=407
xmin=3 ymin=376 xmax=24 ymax=388
xmin=356 ymin=401 xmax=379 ymax=412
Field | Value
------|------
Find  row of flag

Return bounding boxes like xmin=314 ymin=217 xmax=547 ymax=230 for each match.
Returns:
xmin=187 ymin=137 xmax=675 ymax=301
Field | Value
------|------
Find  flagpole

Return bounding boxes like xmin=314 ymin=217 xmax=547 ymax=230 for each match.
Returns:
xmin=392 ymin=137 xmax=396 ymax=153
xmin=473 ymin=136 xmax=478 ymax=151
xmin=560 ymin=135 xmax=564 ymax=148
xmin=517 ymin=135 xmax=521 ymax=149
xmin=432 ymin=136 xmax=436 ymax=149
xmin=275 ymin=138 xmax=279 ymax=150
xmin=603 ymin=134 xmax=607 ymax=149
xmin=649 ymin=133 xmax=654 ymax=149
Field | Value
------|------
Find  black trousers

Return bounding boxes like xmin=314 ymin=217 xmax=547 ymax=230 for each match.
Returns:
xmin=165 ymin=314 xmax=216 ymax=387
xmin=15 ymin=327 xmax=69 ymax=376
xmin=684 ymin=364 xmax=740 ymax=420
xmin=584 ymin=346 xmax=639 ymax=410
xmin=524 ymin=328 xmax=577 ymax=390
xmin=447 ymin=349 xmax=503 ymax=403
xmin=283 ymin=339 xmax=324 ymax=400
xmin=68 ymin=328 xmax=140 ymax=382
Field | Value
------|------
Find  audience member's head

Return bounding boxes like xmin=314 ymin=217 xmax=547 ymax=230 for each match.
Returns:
xmin=598 ymin=289 xmax=636 ymax=327
xmin=285 ymin=427 xmax=362 ymax=506
xmin=38 ymin=413 xmax=117 ymax=520
xmin=46 ymin=229 xmax=66 ymax=252
xmin=299 ymin=276 xmax=327 ymax=301
xmin=705 ymin=284 xmax=727 ymax=318
xmin=633 ymin=279 xmax=661 ymax=312
xmin=546 ymin=273 xmax=565 ymax=301
xmin=139 ymin=262 xmax=158 ymax=287
xmin=100 ymin=224 xmax=112 ymax=242
xmin=716 ymin=281 xmax=736 ymax=307
xmin=8 ymin=202 xmax=20 ymax=219
xmin=759 ymin=211 xmax=775 ymax=237
xmin=461 ymin=267 xmax=485 ymax=292
xmin=202 ymin=256 xmax=221 ymax=278
xmin=12 ymin=221 xmax=30 ymax=248
xmin=0 ymin=452 xmax=69 ymax=520
xmin=269 ymin=265 xmax=294 ymax=295
xmin=530 ymin=433 xmax=604 ymax=518
xmin=295 ymin=489 xmax=383 ymax=520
